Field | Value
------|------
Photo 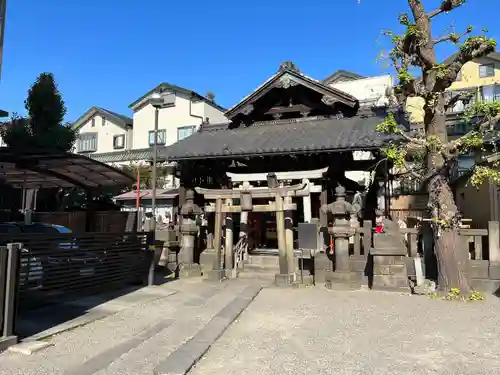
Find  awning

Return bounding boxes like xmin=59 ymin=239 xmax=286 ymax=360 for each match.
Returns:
xmin=0 ymin=149 xmax=135 ymax=189
xmin=114 ymin=189 xmax=179 ymax=201
xmin=159 ymin=115 xmax=399 ymax=161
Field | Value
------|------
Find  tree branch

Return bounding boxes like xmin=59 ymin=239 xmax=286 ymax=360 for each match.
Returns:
xmin=428 ymin=0 xmax=467 ymax=19
xmin=408 ymin=0 xmax=437 ymax=69
xmin=478 ymin=113 xmax=500 ymax=131
xmin=434 ymin=37 xmax=496 ymax=92
xmin=433 ymin=27 xmax=472 ymax=45
xmin=444 ymin=91 xmax=474 ymax=111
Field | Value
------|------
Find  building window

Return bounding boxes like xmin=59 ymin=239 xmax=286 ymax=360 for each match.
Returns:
xmin=481 ymin=85 xmax=500 ymax=102
xmin=148 ymin=129 xmax=166 ymax=146
xmin=113 ymin=134 xmax=125 ymax=149
xmin=77 ymin=133 xmax=97 ymax=152
xmin=91 ymin=118 xmax=95 ymax=127
xmin=102 ymin=117 xmax=106 ymax=126
xmin=479 ymin=63 xmax=495 ymax=78
xmin=177 ymin=126 xmax=195 ymax=141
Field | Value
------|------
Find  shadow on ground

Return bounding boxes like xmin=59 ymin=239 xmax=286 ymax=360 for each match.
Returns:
xmin=15 ymin=269 xmax=175 ymax=340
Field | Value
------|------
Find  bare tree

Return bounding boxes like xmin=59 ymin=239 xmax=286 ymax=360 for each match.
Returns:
xmin=374 ymin=0 xmax=499 ymax=293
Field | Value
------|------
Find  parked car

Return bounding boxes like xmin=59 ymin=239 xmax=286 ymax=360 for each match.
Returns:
xmin=16 ymin=223 xmax=103 ymax=279
xmin=0 ymin=223 xmax=43 ymax=290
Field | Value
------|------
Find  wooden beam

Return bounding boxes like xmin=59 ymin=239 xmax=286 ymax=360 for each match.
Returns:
xmin=226 ymin=168 xmax=329 ymax=182
xmin=204 ymin=203 xmax=297 ymax=213
xmin=195 ymin=183 xmax=307 ymax=199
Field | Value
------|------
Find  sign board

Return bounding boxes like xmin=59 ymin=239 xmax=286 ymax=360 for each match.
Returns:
xmin=298 ymin=223 xmax=318 ymax=250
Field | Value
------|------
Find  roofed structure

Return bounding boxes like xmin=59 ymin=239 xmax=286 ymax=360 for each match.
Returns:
xmin=322 ymin=70 xmax=366 ymax=85
xmin=128 ymin=83 xmax=226 ymax=112
xmin=160 ymin=114 xmax=396 ymax=161
xmin=225 ymin=61 xmax=359 ymax=125
xmin=0 ymin=149 xmax=134 ymax=189
xmin=161 ymin=61 xmax=400 ymax=162
xmin=72 ymin=106 xmax=132 ymax=131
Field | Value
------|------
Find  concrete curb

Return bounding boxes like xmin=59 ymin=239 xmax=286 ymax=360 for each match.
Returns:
xmin=153 ymin=285 xmax=262 ymax=375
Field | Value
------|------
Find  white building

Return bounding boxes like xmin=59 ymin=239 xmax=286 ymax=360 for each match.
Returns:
xmin=323 ymin=70 xmax=395 ymax=188
xmin=72 ymin=83 xmax=228 ymax=187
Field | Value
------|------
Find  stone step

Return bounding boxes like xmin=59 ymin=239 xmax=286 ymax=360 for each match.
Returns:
xmin=245 ymin=255 xmax=280 ymax=267
xmin=243 ymin=263 xmax=279 ymax=272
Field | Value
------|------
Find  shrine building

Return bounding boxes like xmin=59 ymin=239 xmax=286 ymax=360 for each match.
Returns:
xmin=160 ymin=61 xmax=402 ymax=253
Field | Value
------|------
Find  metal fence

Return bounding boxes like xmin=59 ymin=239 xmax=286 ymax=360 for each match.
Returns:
xmin=0 ymin=232 xmax=153 ymax=312
xmin=1 ymin=244 xmax=19 ymax=350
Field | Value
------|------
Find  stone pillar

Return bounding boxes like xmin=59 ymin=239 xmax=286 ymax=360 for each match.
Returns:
xmin=302 ymin=179 xmax=312 ymax=223
xmin=207 ymin=198 xmax=225 ymax=281
xmin=178 ymin=190 xmax=202 ymax=278
xmin=275 ymin=193 xmax=293 ymax=286
xmin=239 ymin=181 xmax=251 ymax=260
xmin=206 ymin=203 xmax=215 ymax=249
xmin=326 ymin=185 xmax=358 ymax=290
xmin=284 ymin=196 xmax=295 ymax=280
xmin=320 ymin=184 xmax=328 ymax=227
xmin=224 ymin=198 xmax=235 ymax=278
xmin=488 ymin=221 xmax=500 ymax=279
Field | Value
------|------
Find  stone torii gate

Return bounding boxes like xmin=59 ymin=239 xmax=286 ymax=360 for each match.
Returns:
xmin=195 ymin=182 xmax=309 ymax=285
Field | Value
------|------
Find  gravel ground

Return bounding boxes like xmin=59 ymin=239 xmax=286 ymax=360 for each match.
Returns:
xmin=189 ymin=287 xmax=500 ymax=375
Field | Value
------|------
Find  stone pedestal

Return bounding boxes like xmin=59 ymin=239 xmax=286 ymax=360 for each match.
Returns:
xmin=314 ymin=251 xmax=332 ymax=285
xmin=325 ymin=271 xmax=361 ymax=290
xmin=179 ymin=263 xmax=202 ymax=278
xmin=200 ymin=248 xmax=215 ymax=275
xmin=275 ymin=273 xmax=295 ymax=287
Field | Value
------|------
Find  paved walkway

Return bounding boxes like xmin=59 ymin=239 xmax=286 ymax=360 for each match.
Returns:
xmin=3 ymin=281 xmax=500 ymax=375
xmin=189 ymin=288 xmax=500 ymax=375
xmin=0 ymin=279 xmax=260 ymax=375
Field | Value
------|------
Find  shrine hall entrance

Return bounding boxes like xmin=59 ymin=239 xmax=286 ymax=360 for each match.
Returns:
xmin=245 ymin=198 xmax=303 ymax=253
xmin=225 ymin=168 xmax=330 ymax=255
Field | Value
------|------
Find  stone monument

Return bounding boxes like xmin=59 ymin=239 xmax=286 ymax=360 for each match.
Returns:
xmin=178 ymin=190 xmax=203 ymax=278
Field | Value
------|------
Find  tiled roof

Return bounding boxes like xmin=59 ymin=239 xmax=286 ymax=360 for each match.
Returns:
xmin=159 ymin=114 xmax=399 ymax=161
xmin=84 ymin=148 xmax=153 ymax=163
xmin=96 ymin=107 xmax=132 ymax=126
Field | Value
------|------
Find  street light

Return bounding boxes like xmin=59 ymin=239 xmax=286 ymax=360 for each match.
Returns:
xmin=150 ymin=92 xmax=165 ymax=231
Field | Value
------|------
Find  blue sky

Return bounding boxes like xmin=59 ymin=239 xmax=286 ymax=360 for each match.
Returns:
xmin=1 ymin=0 xmax=498 ymax=121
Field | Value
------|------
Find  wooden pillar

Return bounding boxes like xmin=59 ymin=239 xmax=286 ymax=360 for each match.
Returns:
xmin=302 ymin=179 xmax=312 ymax=223
xmin=239 ymin=182 xmax=250 ymax=243
xmin=284 ymin=196 xmax=295 ymax=279
xmin=224 ymin=198 xmax=234 ymax=277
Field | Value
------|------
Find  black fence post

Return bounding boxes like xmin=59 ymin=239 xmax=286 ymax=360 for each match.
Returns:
xmin=0 ymin=243 xmax=20 ymax=350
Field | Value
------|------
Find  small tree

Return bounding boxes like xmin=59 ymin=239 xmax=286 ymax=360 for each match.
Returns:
xmin=375 ymin=0 xmax=499 ymax=293
xmin=206 ymin=90 xmax=216 ymax=102
xmin=0 ymin=72 xmax=76 ymax=151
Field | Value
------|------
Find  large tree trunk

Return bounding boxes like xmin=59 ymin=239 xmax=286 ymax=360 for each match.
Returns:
xmin=424 ymin=94 xmax=471 ymax=293
xmin=427 ymin=174 xmax=471 ymax=292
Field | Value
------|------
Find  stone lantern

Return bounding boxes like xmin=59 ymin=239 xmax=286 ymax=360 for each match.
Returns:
xmin=325 ymin=185 xmax=360 ymax=290
xmin=179 ymin=189 xmax=202 ymax=278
